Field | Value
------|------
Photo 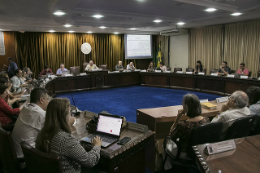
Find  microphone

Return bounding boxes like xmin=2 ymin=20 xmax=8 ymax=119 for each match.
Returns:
xmin=66 ymin=83 xmax=80 ymax=116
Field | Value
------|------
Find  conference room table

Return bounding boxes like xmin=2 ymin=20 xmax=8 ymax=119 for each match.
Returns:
xmin=71 ymin=112 xmax=154 ymax=173
xmin=44 ymin=71 xmax=260 ymax=95
xmin=194 ymin=135 xmax=260 ymax=173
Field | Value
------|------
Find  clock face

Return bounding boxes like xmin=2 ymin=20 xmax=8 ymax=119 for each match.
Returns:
xmin=81 ymin=43 xmax=92 ymax=54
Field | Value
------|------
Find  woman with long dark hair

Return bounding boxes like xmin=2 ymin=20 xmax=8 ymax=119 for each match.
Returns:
xmin=194 ymin=60 xmax=205 ymax=73
xmin=36 ymin=98 xmax=102 ymax=173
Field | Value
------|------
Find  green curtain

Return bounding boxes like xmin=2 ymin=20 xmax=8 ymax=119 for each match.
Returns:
xmin=15 ymin=32 xmax=125 ymax=76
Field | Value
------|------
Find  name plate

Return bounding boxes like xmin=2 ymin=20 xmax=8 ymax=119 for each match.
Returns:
xmin=135 ymin=69 xmax=141 ymax=71
xmin=227 ymin=74 xmax=235 ymax=78
xmin=164 ymin=71 xmax=171 ymax=73
xmin=198 ymin=72 xmax=205 ymax=75
xmin=205 ymin=140 xmax=236 ymax=155
xmin=186 ymin=72 xmax=193 ymax=74
xmin=258 ymin=77 xmax=260 ymax=80
xmin=155 ymin=70 xmax=161 ymax=73
xmin=211 ymin=73 xmax=218 ymax=76
xmin=216 ymin=97 xmax=229 ymax=103
xmin=80 ymin=73 xmax=86 ymax=76
xmin=240 ymin=76 xmax=248 ymax=79
xmin=140 ymin=70 xmax=146 ymax=72
xmin=200 ymin=99 xmax=208 ymax=103
xmin=176 ymin=71 xmax=183 ymax=74
xmin=64 ymin=74 xmax=73 ymax=77
xmin=114 ymin=71 xmax=120 ymax=73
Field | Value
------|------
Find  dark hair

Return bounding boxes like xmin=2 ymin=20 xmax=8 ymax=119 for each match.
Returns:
xmin=182 ymin=94 xmax=202 ymax=118
xmin=160 ymin=62 xmax=164 ymax=65
xmin=223 ymin=61 xmax=227 ymax=65
xmin=23 ymin=67 xmax=29 ymax=73
xmin=22 ymin=70 xmax=26 ymax=74
xmin=36 ymin=98 xmax=71 ymax=152
xmin=0 ymin=78 xmax=8 ymax=84
xmin=0 ymin=83 xmax=8 ymax=94
xmin=8 ymin=57 xmax=13 ymax=62
xmin=240 ymin=63 xmax=245 ymax=66
xmin=246 ymin=86 xmax=260 ymax=105
xmin=0 ymin=72 xmax=8 ymax=78
xmin=15 ymin=69 xmax=21 ymax=75
xmin=196 ymin=60 xmax=203 ymax=72
xmin=44 ymin=65 xmax=49 ymax=69
xmin=30 ymin=88 xmax=48 ymax=104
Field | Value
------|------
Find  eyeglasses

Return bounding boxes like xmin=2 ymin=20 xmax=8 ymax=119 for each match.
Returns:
xmin=228 ymin=96 xmax=234 ymax=100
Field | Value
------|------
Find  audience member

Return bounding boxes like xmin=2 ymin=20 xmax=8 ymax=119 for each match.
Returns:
xmin=23 ymin=67 xmax=33 ymax=81
xmin=126 ymin=62 xmax=135 ymax=70
xmin=39 ymin=65 xmax=53 ymax=77
xmin=3 ymin=57 xmax=18 ymax=78
xmin=21 ymin=70 xmax=27 ymax=82
xmin=85 ymin=60 xmax=99 ymax=71
xmin=236 ymin=63 xmax=249 ymax=76
xmin=0 ymin=78 xmax=22 ymax=106
xmin=10 ymin=69 xmax=27 ymax=93
xmin=36 ymin=98 xmax=101 ymax=173
xmin=159 ymin=62 xmax=167 ymax=72
xmin=194 ymin=60 xmax=205 ymax=73
xmin=56 ymin=63 xmax=68 ymax=74
xmin=115 ymin=61 xmax=124 ymax=71
xmin=0 ymin=83 xmax=25 ymax=131
xmin=218 ymin=61 xmax=230 ymax=75
xmin=0 ymin=72 xmax=9 ymax=81
xmin=12 ymin=88 xmax=49 ymax=158
xmin=147 ymin=61 xmax=155 ymax=72
xmin=212 ymin=91 xmax=250 ymax=139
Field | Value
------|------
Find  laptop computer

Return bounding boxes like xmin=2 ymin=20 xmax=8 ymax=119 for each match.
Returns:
xmin=81 ymin=113 xmax=123 ymax=147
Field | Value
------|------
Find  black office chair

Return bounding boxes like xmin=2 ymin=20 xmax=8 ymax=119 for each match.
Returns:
xmin=230 ymin=70 xmax=236 ymax=74
xmin=186 ymin=68 xmax=194 ymax=72
xmin=248 ymin=71 xmax=252 ymax=77
xmin=21 ymin=141 xmax=62 ymax=173
xmin=224 ymin=115 xmax=257 ymax=140
xmin=163 ymin=122 xmax=223 ymax=172
xmin=174 ymin=68 xmax=182 ymax=73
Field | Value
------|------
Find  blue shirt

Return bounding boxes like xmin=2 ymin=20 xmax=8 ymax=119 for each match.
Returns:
xmin=8 ymin=62 xmax=18 ymax=78
xmin=56 ymin=68 xmax=68 ymax=74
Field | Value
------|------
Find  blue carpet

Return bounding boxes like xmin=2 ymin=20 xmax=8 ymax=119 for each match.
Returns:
xmin=57 ymin=86 xmax=220 ymax=123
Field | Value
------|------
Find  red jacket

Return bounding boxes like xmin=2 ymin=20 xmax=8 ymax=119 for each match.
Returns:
xmin=0 ymin=97 xmax=20 ymax=126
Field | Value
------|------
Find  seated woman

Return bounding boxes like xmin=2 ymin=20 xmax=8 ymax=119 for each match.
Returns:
xmin=169 ymin=94 xmax=210 ymax=152
xmin=36 ymin=98 xmax=102 ymax=173
xmin=39 ymin=65 xmax=53 ymax=77
xmin=0 ymin=83 xmax=25 ymax=131
xmin=194 ymin=60 xmax=205 ymax=73
xmin=147 ymin=61 xmax=155 ymax=72
xmin=159 ymin=62 xmax=167 ymax=72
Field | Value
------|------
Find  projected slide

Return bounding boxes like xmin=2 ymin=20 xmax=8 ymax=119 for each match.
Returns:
xmin=125 ymin=35 xmax=152 ymax=59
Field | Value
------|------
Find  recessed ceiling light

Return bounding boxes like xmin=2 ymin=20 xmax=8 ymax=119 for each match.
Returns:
xmin=68 ymin=31 xmax=74 ymax=33
xmin=231 ymin=12 xmax=242 ymax=16
xmin=130 ymin=28 xmax=136 ymax=30
xmin=177 ymin=22 xmax=185 ymax=25
xmin=92 ymin=14 xmax=104 ymax=18
xmin=87 ymin=31 xmax=92 ymax=34
xmin=114 ymin=32 xmax=119 ymax=34
xmin=99 ymin=26 xmax=107 ymax=29
xmin=53 ymin=11 xmax=65 ymax=16
xmin=205 ymin=8 xmax=217 ymax=12
xmin=49 ymin=30 xmax=55 ymax=33
xmin=153 ymin=19 xmax=162 ymax=23
xmin=64 ymin=24 xmax=72 ymax=27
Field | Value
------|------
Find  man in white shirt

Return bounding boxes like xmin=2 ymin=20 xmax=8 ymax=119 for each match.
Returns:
xmin=85 ymin=60 xmax=99 ymax=71
xmin=10 ymin=69 xmax=27 ymax=93
xmin=212 ymin=91 xmax=251 ymax=139
xmin=126 ymin=62 xmax=135 ymax=70
xmin=12 ymin=88 xmax=49 ymax=158
xmin=56 ymin=63 xmax=68 ymax=75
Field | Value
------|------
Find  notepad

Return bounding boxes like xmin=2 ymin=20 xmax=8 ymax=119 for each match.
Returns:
xmin=201 ymin=102 xmax=217 ymax=110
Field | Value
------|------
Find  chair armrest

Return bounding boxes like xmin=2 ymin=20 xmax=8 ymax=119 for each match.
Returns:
xmin=163 ymin=136 xmax=182 ymax=160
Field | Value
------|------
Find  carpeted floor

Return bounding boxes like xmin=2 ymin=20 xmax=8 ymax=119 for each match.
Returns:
xmin=57 ymin=86 xmax=221 ymax=123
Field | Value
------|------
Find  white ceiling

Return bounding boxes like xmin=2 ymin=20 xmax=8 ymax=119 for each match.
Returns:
xmin=0 ymin=0 xmax=260 ymax=34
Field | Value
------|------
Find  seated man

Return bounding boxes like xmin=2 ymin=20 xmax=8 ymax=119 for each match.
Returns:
xmin=218 ymin=61 xmax=230 ymax=75
xmin=159 ymin=62 xmax=167 ymax=72
xmin=56 ymin=63 xmax=68 ymax=75
xmin=12 ymin=88 xmax=49 ymax=158
xmin=236 ymin=63 xmax=249 ymax=76
xmin=85 ymin=60 xmax=99 ymax=71
xmin=39 ymin=65 xmax=53 ymax=77
xmin=147 ymin=61 xmax=155 ymax=72
xmin=10 ymin=69 xmax=28 ymax=93
xmin=211 ymin=91 xmax=250 ymax=139
xmin=115 ymin=61 xmax=124 ymax=71
xmin=126 ymin=62 xmax=135 ymax=70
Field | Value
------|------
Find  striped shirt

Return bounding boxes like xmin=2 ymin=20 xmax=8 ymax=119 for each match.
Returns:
xmin=249 ymin=100 xmax=260 ymax=115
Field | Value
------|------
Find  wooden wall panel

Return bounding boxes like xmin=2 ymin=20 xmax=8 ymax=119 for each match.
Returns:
xmin=0 ymin=32 xmax=16 ymax=70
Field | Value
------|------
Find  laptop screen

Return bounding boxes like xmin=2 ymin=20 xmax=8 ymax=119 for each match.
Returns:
xmin=96 ymin=115 xmax=123 ymax=136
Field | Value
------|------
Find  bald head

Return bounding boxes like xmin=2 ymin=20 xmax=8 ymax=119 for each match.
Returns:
xmin=89 ymin=60 xmax=93 ymax=66
xmin=231 ymin=91 xmax=248 ymax=108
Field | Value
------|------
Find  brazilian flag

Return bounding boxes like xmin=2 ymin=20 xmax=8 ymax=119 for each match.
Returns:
xmin=157 ymin=41 xmax=162 ymax=67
